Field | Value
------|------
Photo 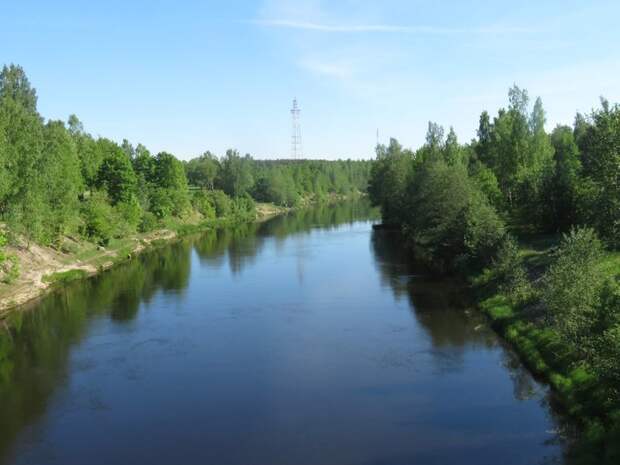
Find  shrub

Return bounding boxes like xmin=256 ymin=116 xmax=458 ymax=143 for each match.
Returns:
xmin=463 ymin=189 xmax=506 ymax=269
xmin=191 ymin=190 xmax=216 ymax=219
xmin=591 ymin=281 xmax=620 ymax=389
xmin=139 ymin=211 xmax=159 ymax=233
xmin=542 ymin=227 xmax=605 ymax=347
xmin=148 ymin=187 xmax=175 ymax=219
xmin=231 ymin=194 xmax=256 ymax=220
xmin=81 ymin=191 xmax=115 ymax=246
xmin=492 ymin=236 xmax=532 ymax=305
xmin=113 ymin=196 xmax=143 ymax=237
xmin=207 ymin=190 xmax=232 ymax=217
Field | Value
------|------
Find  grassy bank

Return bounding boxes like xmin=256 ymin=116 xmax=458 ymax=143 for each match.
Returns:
xmin=475 ymin=234 xmax=620 ymax=464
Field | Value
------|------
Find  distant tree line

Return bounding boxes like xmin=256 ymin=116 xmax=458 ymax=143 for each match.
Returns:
xmin=0 ymin=64 xmax=370 ymax=262
xmin=185 ymin=152 xmax=371 ymax=208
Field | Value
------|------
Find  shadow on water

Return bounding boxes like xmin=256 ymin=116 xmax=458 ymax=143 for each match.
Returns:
xmin=0 ymin=239 xmax=193 ymax=461
xmin=370 ymin=229 xmax=582 ymax=464
xmin=0 ymin=200 xmax=378 ymax=463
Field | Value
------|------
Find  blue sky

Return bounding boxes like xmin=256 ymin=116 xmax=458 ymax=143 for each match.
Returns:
xmin=2 ymin=0 xmax=620 ymax=160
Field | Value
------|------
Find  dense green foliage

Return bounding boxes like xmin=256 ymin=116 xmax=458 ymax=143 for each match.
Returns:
xmin=0 ymin=64 xmax=370 ymax=259
xmin=185 ymin=152 xmax=371 ymax=207
xmin=369 ymin=86 xmax=620 ymax=462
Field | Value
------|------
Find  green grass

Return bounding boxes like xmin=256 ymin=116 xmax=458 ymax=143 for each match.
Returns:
xmin=480 ymin=294 xmax=514 ymax=321
xmin=42 ymin=269 xmax=88 ymax=285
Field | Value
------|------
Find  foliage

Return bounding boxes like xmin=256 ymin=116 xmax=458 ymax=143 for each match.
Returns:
xmin=191 ymin=190 xmax=216 ymax=219
xmin=139 ymin=211 xmax=159 ymax=233
xmin=542 ymin=227 xmax=605 ymax=349
xmin=492 ymin=236 xmax=532 ymax=305
xmin=0 ymin=231 xmax=19 ymax=284
xmin=95 ymin=139 xmax=137 ymax=205
xmin=367 ymin=139 xmax=414 ymax=225
xmin=575 ymin=100 xmax=620 ymax=247
xmin=80 ymin=191 xmax=115 ymax=246
xmin=185 ymin=151 xmax=219 ymax=189
xmin=205 ymin=190 xmax=231 ymax=217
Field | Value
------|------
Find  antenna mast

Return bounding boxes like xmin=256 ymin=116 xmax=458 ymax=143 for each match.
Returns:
xmin=291 ymin=98 xmax=302 ymax=159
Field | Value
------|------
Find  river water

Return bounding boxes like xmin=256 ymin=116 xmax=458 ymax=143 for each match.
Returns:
xmin=0 ymin=202 xmax=570 ymax=465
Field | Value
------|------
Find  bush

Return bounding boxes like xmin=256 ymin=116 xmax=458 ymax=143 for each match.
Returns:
xmin=542 ymin=227 xmax=605 ymax=347
xmin=148 ymin=187 xmax=175 ymax=219
xmin=139 ymin=211 xmax=159 ymax=233
xmin=0 ymin=254 xmax=19 ymax=284
xmin=463 ymin=189 xmax=506 ymax=269
xmin=231 ymin=194 xmax=256 ymax=220
xmin=114 ymin=196 xmax=143 ymax=236
xmin=207 ymin=190 xmax=232 ymax=217
xmin=0 ymin=232 xmax=20 ymax=284
xmin=592 ymin=281 xmax=620 ymax=388
xmin=81 ymin=191 xmax=115 ymax=246
xmin=491 ymin=236 xmax=532 ymax=305
xmin=191 ymin=190 xmax=216 ymax=219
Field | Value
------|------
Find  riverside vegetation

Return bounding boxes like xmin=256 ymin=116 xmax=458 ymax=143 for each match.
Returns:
xmin=0 ymin=64 xmax=370 ymax=299
xmin=368 ymin=86 xmax=620 ymax=463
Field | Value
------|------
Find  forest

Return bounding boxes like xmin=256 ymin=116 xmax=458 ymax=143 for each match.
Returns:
xmin=368 ymin=85 xmax=620 ymax=461
xmin=0 ymin=64 xmax=370 ymax=283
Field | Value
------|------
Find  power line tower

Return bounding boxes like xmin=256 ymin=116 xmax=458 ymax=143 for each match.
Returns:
xmin=291 ymin=98 xmax=302 ymax=159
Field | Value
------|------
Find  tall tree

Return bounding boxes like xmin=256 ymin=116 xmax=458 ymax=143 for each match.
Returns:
xmin=40 ymin=120 xmax=83 ymax=241
xmin=220 ymin=149 xmax=254 ymax=197
xmin=95 ymin=139 xmax=137 ymax=205
xmin=577 ymin=99 xmax=620 ymax=246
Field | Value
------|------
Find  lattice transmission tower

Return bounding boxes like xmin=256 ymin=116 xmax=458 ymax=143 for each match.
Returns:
xmin=291 ymin=98 xmax=302 ymax=159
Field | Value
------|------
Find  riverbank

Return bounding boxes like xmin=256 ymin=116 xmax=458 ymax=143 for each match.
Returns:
xmin=473 ymin=235 xmax=620 ymax=463
xmin=0 ymin=202 xmax=292 ymax=317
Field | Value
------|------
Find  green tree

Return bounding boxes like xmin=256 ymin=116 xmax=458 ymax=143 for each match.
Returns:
xmin=220 ymin=149 xmax=254 ymax=197
xmin=443 ymin=127 xmax=465 ymax=165
xmin=577 ymin=99 xmax=620 ymax=247
xmin=39 ymin=120 xmax=83 ymax=242
xmin=81 ymin=191 xmax=115 ymax=245
xmin=368 ymin=138 xmax=414 ymax=225
xmin=541 ymin=125 xmax=581 ymax=231
xmin=95 ymin=139 xmax=137 ymax=205
xmin=186 ymin=151 xmax=220 ymax=189
xmin=0 ymin=64 xmax=37 ymax=112
xmin=542 ymin=227 xmax=604 ymax=349
xmin=0 ymin=64 xmax=45 ymax=244
xmin=150 ymin=151 xmax=190 ymax=217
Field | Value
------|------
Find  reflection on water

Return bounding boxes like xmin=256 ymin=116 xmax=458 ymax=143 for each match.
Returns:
xmin=0 ymin=200 xmax=576 ymax=465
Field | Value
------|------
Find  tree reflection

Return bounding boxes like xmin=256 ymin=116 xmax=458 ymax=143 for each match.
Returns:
xmin=0 ymin=239 xmax=193 ymax=463
xmin=0 ymin=200 xmax=378 ymax=464
xmin=370 ymin=228 xmax=586 ymax=464
xmin=371 ymin=229 xmax=495 ymax=350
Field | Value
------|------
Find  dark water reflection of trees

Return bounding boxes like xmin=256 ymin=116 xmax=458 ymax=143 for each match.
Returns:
xmin=370 ymin=229 xmax=581 ymax=464
xmin=0 ymin=200 xmax=378 ymax=463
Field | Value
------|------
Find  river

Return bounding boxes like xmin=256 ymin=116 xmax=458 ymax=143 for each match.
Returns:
xmin=0 ymin=201 xmax=571 ymax=465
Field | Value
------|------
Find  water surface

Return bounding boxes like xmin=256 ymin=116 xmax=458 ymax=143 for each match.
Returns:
xmin=0 ymin=202 xmax=568 ymax=465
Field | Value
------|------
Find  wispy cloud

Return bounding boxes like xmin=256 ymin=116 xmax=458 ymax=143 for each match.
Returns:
xmin=299 ymin=59 xmax=353 ymax=80
xmin=251 ymin=19 xmax=533 ymax=35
